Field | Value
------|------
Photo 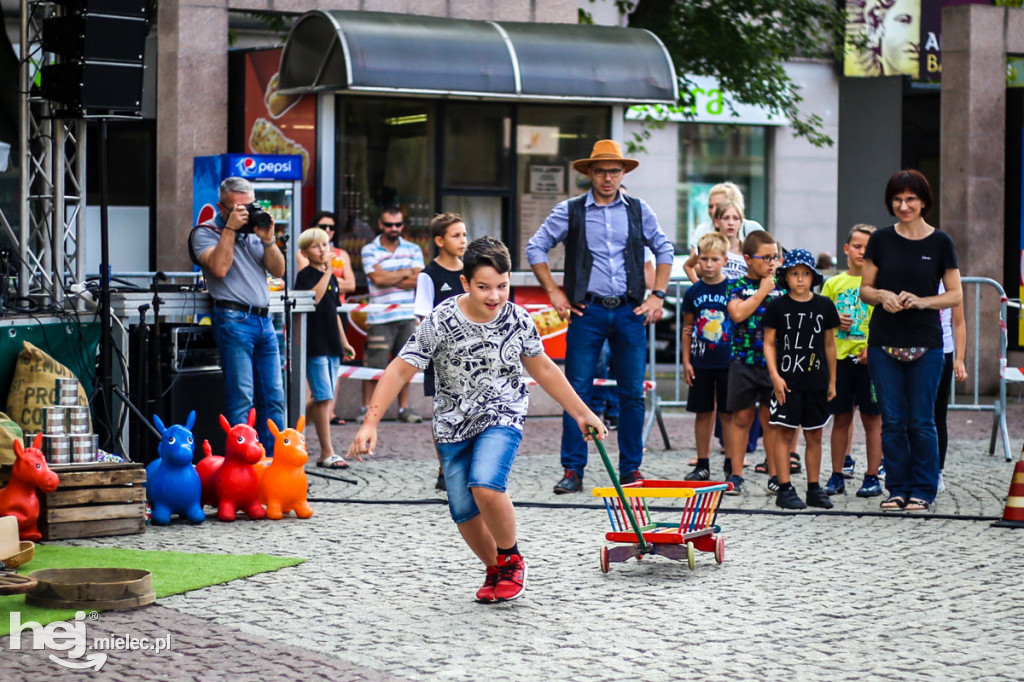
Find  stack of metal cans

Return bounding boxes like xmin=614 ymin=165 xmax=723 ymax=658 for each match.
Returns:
xmin=33 ymin=378 xmax=97 ymax=466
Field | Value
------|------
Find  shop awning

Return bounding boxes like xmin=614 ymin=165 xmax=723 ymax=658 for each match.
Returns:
xmin=278 ymin=10 xmax=678 ymax=104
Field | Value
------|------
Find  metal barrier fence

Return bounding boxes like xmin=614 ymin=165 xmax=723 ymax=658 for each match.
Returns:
xmin=644 ymin=277 xmax=691 ymax=449
xmin=957 ymin=277 xmax=1012 ymax=461
xmin=643 ymin=275 xmax=1014 ymax=461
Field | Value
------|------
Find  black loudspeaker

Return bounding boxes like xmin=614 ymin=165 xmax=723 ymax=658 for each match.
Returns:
xmin=40 ymin=0 xmax=148 ymax=116
xmin=165 ymin=370 xmax=226 ymax=464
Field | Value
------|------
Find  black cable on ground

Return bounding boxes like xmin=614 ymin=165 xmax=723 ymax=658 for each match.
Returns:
xmin=303 ymin=495 xmax=1003 ymax=522
xmin=307 ymin=469 xmax=359 ymax=485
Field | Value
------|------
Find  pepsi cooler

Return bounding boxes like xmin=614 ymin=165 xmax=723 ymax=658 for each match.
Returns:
xmin=193 ymin=154 xmax=303 ymax=285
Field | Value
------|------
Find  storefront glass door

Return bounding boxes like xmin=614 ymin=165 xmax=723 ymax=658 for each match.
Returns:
xmin=336 ymin=99 xmax=436 ymax=279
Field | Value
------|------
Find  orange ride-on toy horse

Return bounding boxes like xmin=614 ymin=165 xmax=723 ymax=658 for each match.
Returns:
xmin=196 ymin=409 xmax=267 ymax=522
xmin=0 ymin=434 xmax=60 ymax=541
xmin=259 ymin=417 xmax=313 ymax=520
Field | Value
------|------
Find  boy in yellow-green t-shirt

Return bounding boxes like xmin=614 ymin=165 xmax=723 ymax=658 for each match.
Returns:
xmin=821 ymin=224 xmax=884 ymax=498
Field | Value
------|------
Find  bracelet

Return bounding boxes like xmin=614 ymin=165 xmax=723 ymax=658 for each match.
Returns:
xmin=262 ymin=239 xmax=276 ymax=247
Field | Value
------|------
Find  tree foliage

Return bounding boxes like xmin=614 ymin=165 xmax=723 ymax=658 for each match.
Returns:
xmin=585 ymin=0 xmax=846 ymax=147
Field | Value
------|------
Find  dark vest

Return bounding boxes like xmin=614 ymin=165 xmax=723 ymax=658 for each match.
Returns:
xmin=563 ymin=193 xmax=646 ymax=305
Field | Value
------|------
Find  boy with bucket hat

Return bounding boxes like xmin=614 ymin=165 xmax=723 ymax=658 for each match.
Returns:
xmin=763 ymin=248 xmax=841 ymax=510
xmin=526 ymin=140 xmax=674 ymax=493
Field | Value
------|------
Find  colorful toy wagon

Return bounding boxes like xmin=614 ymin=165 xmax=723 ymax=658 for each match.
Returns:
xmin=590 ymin=435 xmax=730 ymax=572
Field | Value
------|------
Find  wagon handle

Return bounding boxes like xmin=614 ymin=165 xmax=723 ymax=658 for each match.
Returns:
xmin=590 ymin=427 xmax=649 ymax=553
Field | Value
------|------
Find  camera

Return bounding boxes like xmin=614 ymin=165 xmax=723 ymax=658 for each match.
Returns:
xmin=239 ymin=203 xmax=273 ymax=234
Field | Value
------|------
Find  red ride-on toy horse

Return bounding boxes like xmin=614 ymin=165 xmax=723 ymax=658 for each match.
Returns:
xmin=0 ymin=434 xmax=60 ymax=541
xmin=196 ymin=409 xmax=267 ymax=521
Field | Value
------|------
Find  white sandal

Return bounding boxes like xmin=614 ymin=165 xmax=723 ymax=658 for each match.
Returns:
xmin=316 ymin=453 xmax=350 ymax=469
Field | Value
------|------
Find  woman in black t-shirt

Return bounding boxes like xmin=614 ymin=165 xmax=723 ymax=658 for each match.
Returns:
xmin=860 ymin=170 xmax=962 ymax=512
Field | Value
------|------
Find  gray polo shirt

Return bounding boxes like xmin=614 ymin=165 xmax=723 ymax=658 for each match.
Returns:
xmin=190 ymin=215 xmax=271 ymax=308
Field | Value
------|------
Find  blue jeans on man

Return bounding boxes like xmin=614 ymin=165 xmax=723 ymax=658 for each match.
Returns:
xmin=561 ymin=302 xmax=646 ymax=478
xmin=867 ymin=346 xmax=943 ymax=504
xmin=212 ymin=307 xmax=286 ymax=457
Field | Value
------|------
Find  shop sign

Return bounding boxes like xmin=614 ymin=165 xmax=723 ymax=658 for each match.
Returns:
xmin=529 ymin=166 xmax=565 ymax=194
xmin=625 ymin=75 xmax=787 ymax=126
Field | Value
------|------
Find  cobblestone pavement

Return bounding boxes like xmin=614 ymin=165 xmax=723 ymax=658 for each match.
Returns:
xmin=4 ymin=405 xmax=1024 ymax=680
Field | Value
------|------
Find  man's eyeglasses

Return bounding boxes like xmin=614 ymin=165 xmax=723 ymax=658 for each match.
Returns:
xmin=751 ymin=254 xmax=779 ymax=263
xmin=317 ymin=223 xmax=335 ymax=229
xmin=590 ymin=168 xmax=623 ymax=179
xmin=381 ymin=221 xmax=403 ymax=228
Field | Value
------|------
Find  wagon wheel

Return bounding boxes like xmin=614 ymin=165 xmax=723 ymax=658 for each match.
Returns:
xmin=685 ymin=541 xmax=696 ymax=570
xmin=714 ymin=535 xmax=725 ymax=564
xmin=599 ymin=546 xmax=610 ymax=574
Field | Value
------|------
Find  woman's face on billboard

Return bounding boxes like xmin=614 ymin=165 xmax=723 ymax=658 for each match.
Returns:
xmin=880 ymin=0 xmax=920 ymax=76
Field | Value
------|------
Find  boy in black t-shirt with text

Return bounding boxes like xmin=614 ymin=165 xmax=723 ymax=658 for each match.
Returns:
xmin=764 ymin=249 xmax=840 ymax=510
xmin=414 ymin=213 xmax=469 ymax=491
xmin=295 ymin=228 xmax=356 ymax=469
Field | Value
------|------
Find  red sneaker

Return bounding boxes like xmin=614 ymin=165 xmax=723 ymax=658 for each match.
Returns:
xmin=493 ymin=553 xmax=527 ymax=602
xmin=475 ymin=565 xmax=499 ymax=603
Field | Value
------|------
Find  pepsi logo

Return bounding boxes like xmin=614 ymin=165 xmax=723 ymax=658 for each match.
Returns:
xmin=197 ymin=204 xmax=216 ymax=224
xmin=235 ymin=157 xmax=258 ymax=176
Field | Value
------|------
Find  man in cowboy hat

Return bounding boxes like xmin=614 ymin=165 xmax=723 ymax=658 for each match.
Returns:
xmin=526 ymin=139 xmax=674 ymax=493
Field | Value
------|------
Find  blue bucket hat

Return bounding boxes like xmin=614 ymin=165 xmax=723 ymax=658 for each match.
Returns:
xmin=777 ymin=248 xmax=823 ymax=287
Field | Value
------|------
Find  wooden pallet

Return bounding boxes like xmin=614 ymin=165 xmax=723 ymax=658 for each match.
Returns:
xmin=1 ymin=462 xmax=147 ymax=540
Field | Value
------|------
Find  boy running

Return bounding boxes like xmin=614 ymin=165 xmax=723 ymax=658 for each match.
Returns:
xmin=763 ymin=249 xmax=840 ymax=510
xmin=348 ymin=237 xmax=606 ymax=603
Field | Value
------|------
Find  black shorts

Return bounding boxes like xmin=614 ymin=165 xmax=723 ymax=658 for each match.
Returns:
xmin=828 ymin=357 xmax=880 ymax=416
xmin=725 ymin=361 xmax=773 ymax=412
xmin=686 ymin=366 xmax=731 ymax=414
xmin=769 ymin=388 xmax=832 ymax=430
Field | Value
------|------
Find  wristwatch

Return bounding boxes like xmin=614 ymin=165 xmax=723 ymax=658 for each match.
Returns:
xmin=652 ymin=290 xmax=666 ymax=299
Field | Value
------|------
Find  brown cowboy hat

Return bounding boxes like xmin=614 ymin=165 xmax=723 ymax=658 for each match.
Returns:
xmin=572 ymin=140 xmax=639 ymax=174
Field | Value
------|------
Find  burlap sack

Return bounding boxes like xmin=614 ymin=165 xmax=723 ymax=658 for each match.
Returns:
xmin=6 ymin=341 xmax=90 ymax=436
xmin=0 ymin=412 xmax=23 ymax=466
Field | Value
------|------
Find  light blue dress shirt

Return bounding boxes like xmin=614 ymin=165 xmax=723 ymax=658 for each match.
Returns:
xmin=526 ymin=190 xmax=674 ymax=297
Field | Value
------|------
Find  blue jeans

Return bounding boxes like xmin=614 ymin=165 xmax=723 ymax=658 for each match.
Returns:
xmin=561 ymin=302 xmax=646 ymax=477
xmin=307 ymin=355 xmax=341 ymax=402
xmin=212 ymin=307 xmax=286 ymax=457
xmin=436 ymin=426 xmax=522 ymax=524
xmin=867 ymin=346 xmax=943 ymax=503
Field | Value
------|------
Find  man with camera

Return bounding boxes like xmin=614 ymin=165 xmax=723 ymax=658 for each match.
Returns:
xmin=190 ymin=176 xmax=286 ymax=455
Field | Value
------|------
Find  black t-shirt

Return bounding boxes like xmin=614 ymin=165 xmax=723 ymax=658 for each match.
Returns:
xmin=864 ymin=225 xmax=958 ymax=349
xmin=294 ymin=265 xmax=344 ymax=358
xmin=763 ymin=293 xmax=841 ymax=391
xmin=423 ymin=260 xmax=464 ymax=307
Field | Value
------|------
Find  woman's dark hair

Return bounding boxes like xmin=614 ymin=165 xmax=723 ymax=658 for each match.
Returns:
xmin=310 ymin=211 xmax=337 ymax=229
xmin=463 ymin=237 xmax=510 ymax=281
xmin=884 ymin=170 xmax=933 ymax=217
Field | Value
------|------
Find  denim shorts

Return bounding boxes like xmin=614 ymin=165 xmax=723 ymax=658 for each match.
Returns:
xmin=436 ymin=425 xmax=522 ymax=524
xmin=307 ymin=355 xmax=341 ymax=402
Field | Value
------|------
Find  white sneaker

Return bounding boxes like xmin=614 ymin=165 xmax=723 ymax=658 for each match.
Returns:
xmin=937 ymin=470 xmax=945 ymax=493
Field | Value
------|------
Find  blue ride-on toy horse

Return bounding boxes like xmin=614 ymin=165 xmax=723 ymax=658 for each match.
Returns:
xmin=146 ymin=411 xmax=206 ymax=525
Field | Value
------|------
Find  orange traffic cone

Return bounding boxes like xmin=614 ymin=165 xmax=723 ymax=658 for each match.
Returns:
xmin=993 ymin=445 xmax=1024 ymax=528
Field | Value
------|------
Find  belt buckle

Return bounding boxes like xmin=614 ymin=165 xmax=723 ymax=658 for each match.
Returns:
xmin=601 ymin=295 xmax=621 ymax=309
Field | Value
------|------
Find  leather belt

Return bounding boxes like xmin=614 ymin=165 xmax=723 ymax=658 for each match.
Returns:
xmin=583 ymin=293 xmax=629 ymax=309
xmin=214 ymin=300 xmax=269 ymax=317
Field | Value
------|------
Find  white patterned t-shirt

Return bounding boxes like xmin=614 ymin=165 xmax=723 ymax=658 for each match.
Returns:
xmin=398 ymin=296 xmax=545 ymax=443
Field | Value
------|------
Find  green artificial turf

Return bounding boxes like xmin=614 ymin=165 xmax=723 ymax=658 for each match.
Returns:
xmin=0 ymin=544 xmax=305 ymax=636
